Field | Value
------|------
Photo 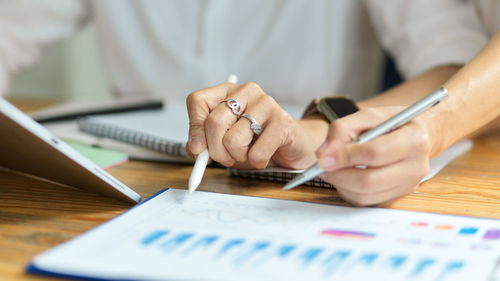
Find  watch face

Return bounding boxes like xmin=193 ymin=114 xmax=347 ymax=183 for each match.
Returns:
xmin=324 ymin=98 xmax=358 ymax=118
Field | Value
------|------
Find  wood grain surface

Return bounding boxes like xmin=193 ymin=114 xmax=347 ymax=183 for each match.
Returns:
xmin=1 ymin=99 xmax=499 ymax=280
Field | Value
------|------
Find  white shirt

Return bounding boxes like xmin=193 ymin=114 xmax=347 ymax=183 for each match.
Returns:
xmin=0 ymin=0 xmax=488 ymax=105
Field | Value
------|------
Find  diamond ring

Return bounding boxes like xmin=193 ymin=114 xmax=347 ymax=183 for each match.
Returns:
xmin=241 ymin=113 xmax=262 ymax=135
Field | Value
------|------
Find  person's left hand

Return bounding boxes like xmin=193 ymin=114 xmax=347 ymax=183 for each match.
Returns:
xmin=315 ymin=106 xmax=435 ymax=206
xmin=186 ymin=81 xmax=328 ymax=170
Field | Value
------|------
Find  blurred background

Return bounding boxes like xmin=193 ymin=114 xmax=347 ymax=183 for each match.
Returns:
xmin=8 ymin=24 xmax=112 ymax=101
xmin=7 ymin=24 xmax=402 ymax=101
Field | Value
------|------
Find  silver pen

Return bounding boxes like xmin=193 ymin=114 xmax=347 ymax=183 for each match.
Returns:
xmin=283 ymin=87 xmax=448 ymax=190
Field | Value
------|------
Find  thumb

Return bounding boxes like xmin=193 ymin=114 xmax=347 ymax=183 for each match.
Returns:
xmin=315 ymin=107 xmax=400 ymax=171
xmin=188 ymin=113 xmax=208 ymax=155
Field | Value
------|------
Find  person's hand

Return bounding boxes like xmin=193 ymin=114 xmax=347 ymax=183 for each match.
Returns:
xmin=315 ymin=107 xmax=433 ymax=206
xmin=186 ymin=82 xmax=328 ymax=169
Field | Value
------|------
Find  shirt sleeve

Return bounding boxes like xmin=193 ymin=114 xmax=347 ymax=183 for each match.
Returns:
xmin=0 ymin=0 xmax=89 ymax=96
xmin=363 ymin=0 xmax=489 ymax=79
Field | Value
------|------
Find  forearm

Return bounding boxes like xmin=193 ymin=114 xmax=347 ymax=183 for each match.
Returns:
xmin=357 ymin=65 xmax=460 ymax=109
xmin=426 ymin=32 xmax=500 ymax=155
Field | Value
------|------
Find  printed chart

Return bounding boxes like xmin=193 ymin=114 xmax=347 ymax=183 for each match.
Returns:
xmin=30 ymin=189 xmax=500 ymax=281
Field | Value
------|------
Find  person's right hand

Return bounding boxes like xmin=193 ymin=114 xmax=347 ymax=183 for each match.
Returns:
xmin=186 ymin=81 xmax=328 ymax=170
xmin=315 ymin=107 xmax=434 ymax=206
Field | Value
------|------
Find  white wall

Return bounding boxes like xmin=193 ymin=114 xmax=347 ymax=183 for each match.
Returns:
xmin=8 ymin=25 xmax=112 ymax=101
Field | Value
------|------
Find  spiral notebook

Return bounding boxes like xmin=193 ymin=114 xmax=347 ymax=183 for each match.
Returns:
xmin=77 ymin=103 xmax=190 ymax=159
xmin=229 ymin=139 xmax=473 ymax=188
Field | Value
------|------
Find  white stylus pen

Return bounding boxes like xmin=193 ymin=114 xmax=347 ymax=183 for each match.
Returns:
xmin=282 ymin=87 xmax=448 ymax=191
xmin=188 ymin=74 xmax=239 ymax=194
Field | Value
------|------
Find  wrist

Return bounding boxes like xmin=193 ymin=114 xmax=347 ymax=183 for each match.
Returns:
xmin=297 ymin=118 xmax=329 ymax=150
xmin=419 ymin=110 xmax=450 ymax=158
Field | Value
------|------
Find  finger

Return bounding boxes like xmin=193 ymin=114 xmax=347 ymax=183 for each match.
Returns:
xmin=247 ymin=112 xmax=294 ymax=169
xmin=186 ymin=82 xmax=238 ymax=155
xmin=316 ymin=107 xmax=401 ymax=158
xmin=205 ymin=82 xmax=266 ymax=166
xmin=223 ymin=95 xmax=276 ymax=163
xmin=322 ymin=157 xmax=429 ymax=205
xmin=318 ymin=122 xmax=430 ymax=171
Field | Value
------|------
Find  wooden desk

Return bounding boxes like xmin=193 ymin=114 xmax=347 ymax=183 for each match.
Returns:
xmin=1 ymin=100 xmax=500 ymax=280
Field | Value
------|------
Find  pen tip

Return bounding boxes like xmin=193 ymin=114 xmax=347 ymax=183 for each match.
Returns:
xmin=188 ymin=182 xmax=196 ymax=194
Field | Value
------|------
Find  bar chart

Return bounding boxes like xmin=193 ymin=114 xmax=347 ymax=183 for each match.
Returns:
xmin=131 ymin=226 xmax=485 ymax=281
xmin=31 ymin=189 xmax=500 ymax=281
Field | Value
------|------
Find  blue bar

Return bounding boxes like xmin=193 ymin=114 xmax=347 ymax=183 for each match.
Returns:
xmin=358 ymin=253 xmax=378 ymax=265
xmin=435 ymin=261 xmax=464 ymax=281
xmin=459 ymin=227 xmax=478 ymax=235
xmin=161 ymin=233 xmax=194 ymax=252
xmin=277 ymin=245 xmax=296 ymax=258
xmin=387 ymin=256 xmax=407 ymax=269
xmin=299 ymin=248 xmax=323 ymax=265
xmin=181 ymin=235 xmax=219 ymax=256
xmin=234 ymin=241 xmax=271 ymax=264
xmin=409 ymin=258 xmax=435 ymax=277
xmin=322 ymin=251 xmax=351 ymax=276
xmin=216 ymin=238 xmax=245 ymax=258
xmin=141 ymin=230 xmax=169 ymax=246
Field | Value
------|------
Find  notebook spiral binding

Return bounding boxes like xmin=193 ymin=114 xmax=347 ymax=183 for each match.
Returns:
xmin=78 ymin=117 xmax=186 ymax=157
xmin=228 ymin=168 xmax=335 ymax=189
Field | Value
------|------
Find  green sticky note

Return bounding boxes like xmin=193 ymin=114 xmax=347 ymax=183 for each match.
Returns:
xmin=66 ymin=141 xmax=128 ymax=169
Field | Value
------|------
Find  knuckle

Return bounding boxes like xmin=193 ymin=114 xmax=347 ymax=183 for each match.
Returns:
xmin=365 ymin=143 xmax=387 ymax=164
xmin=364 ymin=107 xmax=389 ymax=120
xmin=223 ymin=132 xmax=245 ymax=152
xmin=359 ymin=108 xmax=377 ymax=118
xmin=334 ymin=146 xmax=351 ymax=167
xmin=222 ymin=133 xmax=237 ymax=150
xmin=359 ymin=107 xmax=375 ymax=116
xmin=277 ymin=110 xmax=293 ymax=123
xmin=188 ymin=122 xmax=204 ymax=131
xmin=186 ymin=91 xmax=203 ymax=108
xmin=259 ymin=94 xmax=277 ymax=107
xmin=205 ymin=114 xmax=224 ymax=129
xmin=248 ymin=150 xmax=269 ymax=169
xmin=211 ymin=153 xmax=234 ymax=167
xmin=242 ymin=81 xmax=262 ymax=93
xmin=330 ymin=120 xmax=355 ymax=141
xmin=410 ymin=125 xmax=431 ymax=153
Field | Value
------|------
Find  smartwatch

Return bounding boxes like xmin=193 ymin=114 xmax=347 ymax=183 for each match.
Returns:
xmin=302 ymin=96 xmax=359 ymax=123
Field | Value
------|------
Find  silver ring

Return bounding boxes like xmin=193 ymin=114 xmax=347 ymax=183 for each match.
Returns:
xmin=223 ymin=99 xmax=242 ymax=116
xmin=242 ymin=114 xmax=262 ymax=135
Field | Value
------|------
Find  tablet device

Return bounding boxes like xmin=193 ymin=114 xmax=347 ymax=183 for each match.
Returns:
xmin=0 ymin=98 xmax=141 ymax=204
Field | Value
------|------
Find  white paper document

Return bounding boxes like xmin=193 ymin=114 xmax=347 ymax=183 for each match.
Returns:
xmin=29 ymin=189 xmax=500 ymax=281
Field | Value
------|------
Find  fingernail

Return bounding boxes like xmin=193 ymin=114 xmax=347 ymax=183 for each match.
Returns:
xmin=317 ymin=141 xmax=328 ymax=154
xmin=189 ymin=136 xmax=204 ymax=155
xmin=318 ymin=156 xmax=336 ymax=170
